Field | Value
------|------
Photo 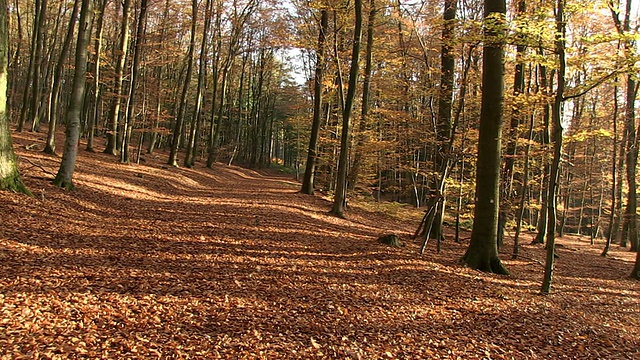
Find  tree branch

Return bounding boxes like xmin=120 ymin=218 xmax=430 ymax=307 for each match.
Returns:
xmin=562 ymin=70 xmax=619 ymax=101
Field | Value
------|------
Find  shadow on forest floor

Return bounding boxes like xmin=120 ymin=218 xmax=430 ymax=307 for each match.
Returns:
xmin=1 ymin=131 xmax=638 ymax=359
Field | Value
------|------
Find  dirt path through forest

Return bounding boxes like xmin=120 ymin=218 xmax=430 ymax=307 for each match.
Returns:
xmin=1 ymin=132 xmax=639 ymax=358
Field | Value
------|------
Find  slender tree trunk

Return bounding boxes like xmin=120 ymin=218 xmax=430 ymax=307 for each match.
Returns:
xmin=43 ymin=0 xmax=79 ymax=155
xmin=430 ymin=0 xmax=458 ymax=241
xmin=513 ymin=113 xmax=535 ymax=258
xmin=185 ymin=0 xmax=212 ymax=168
xmin=541 ymin=0 xmax=566 ymax=295
xmin=461 ymin=0 xmax=508 ymax=275
xmin=8 ymin=0 xmax=23 ymax=118
xmin=104 ymin=0 xmax=131 ymax=155
xmin=498 ymin=0 xmax=526 ymax=247
xmin=347 ymin=0 xmax=376 ymax=193
xmin=622 ymin=76 xmax=638 ymax=251
xmin=17 ymin=0 xmax=46 ymax=132
xmin=301 ymin=10 xmax=328 ymax=194
xmin=147 ymin=0 xmax=170 ymax=154
xmin=52 ymin=0 xmax=93 ymax=190
xmin=331 ymin=0 xmax=363 ymax=218
xmin=603 ymin=84 xmax=619 ymax=256
xmin=28 ymin=0 xmax=47 ymax=133
xmin=168 ymin=0 xmax=198 ymax=166
xmin=533 ymin=57 xmax=552 ymax=244
xmin=121 ymin=0 xmax=148 ymax=163
xmin=86 ymin=0 xmax=106 ymax=153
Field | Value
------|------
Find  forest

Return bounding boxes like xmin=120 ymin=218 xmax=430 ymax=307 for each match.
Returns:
xmin=0 ymin=0 xmax=639 ymax=357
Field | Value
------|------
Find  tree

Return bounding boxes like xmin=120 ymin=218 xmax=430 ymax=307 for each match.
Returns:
xmin=432 ymin=0 xmax=458 ymax=241
xmin=184 ymin=0 xmax=213 ymax=168
xmin=541 ymin=0 xmax=566 ymax=295
xmin=497 ymin=0 xmax=526 ymax=247
xmin=85 ymin=0 xmax=107 ymax=153
xmin=301 ymin=8 xmax=328 ymax=195
xmin=347 ymin=0 xmax=376 ymax=192
xmin=331 ymin=0 xmax=363 ymax=218
xmin=52 ymin=0 xmax=94 ymax=190
xmin=168 ymin=0 xmax=198 ymax=167
xmin=17 ymin=0 xmax=47 ymax=132
xmin=43 ymin=0 xmax=80 ymax=155
xmin=461 ymin=0 xmax=508 ymax=275
xmin=0 ymin=0 xmax=29 ymax=194
xmin=104 ymin=0 xmax=131 ymax=156
xmin=121 ymin=0 xmax=149 ymax=163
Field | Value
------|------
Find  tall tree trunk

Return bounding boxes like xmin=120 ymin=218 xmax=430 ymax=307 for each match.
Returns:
xmin=184 ymin=0 xmax=213 ymax=168
xmin=331 ymin=0 xmax=363 ymax=218
xmin=498 ymin=0 xmax=526 ymax=247
xmin=431 ymin=0 xmax=457 ymax=241
xmin=621 ymin=76 xmax=638 ymax=250
xmin=52 ymin=0 xmax=93 ymax=190
xmin=121 ymin=0 xmax=148 ymax=163
xmin=168 ymin=0 xmax=198 ymax=166
xmin=348 ymin=0 xmax=376 ymax=192
xmin=43 ymin=0 xmax=80 ymax=155
xmin=28 ymin=0 xmax=48 ymax=133
xmin=17 ymin=0 xmax=47 ymax=132
xmin=603 ymin=84 xmax=619 ymax=256
xmin=86 ymin=0 xmax=107 ymax=153
xmin=147 ymin=0 xmax=170 ymax=154
xmin=104 ymin=0 xmax=131 ymax=155
xmin=461 ymin=0 xmax=508 ymax=275
xmin=0 ymin=0 xmax=29 ymax=194
xmin=541 ymin=0 xmax=566 ymax=295
xmin=533 ymin=55 xmax=552 ymax=244
xmin=513 ymin=113 xmax=535 ymax=258
xmin=301 ymin=9 xmax=328 ymax=195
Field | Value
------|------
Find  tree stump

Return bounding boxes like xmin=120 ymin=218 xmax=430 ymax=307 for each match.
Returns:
xmin=378 ymin=234 xmax=402 ymax=247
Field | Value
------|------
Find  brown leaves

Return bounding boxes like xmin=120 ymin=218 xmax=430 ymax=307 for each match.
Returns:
xmin=1 ymin=131 xmax=639 ymax=358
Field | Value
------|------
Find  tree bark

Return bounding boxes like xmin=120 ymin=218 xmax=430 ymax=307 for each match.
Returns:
xmin=533 ymin=54 xmax=552 ymax=244
xmin=541 ymin=0 xmax=566 ymax=295
xmin=498 ymin=0 xmax=526 ymax=247
xmin=121 ymin=0 xmax=148 ymax=163
xmin=184 ymin=0 xmax=213 ymax=168
xmin=17 ymin=0 xmax=47 ymax=132
xmin=44 ymin=0 xmax=80 ymax=155
xmin=461 ymin=0 xmax=508 ymax=275
xmin=168 ymin=0 xmax=198 ymax=166
xmin=331 ymin=0 xmax=363 ymax=218
xmin=0 ymin=0 xmax=29 ymax=194
xmin=431 ymin=0 xmax=457 ymax=241
xmin=53 ymin=0 xmax=93 ymax=190
xmin=301 ymin=9 xmax=328 ymax=195
xmin=86 ymin=0 xmax=107 ymax=153
xmin=104 ymin=0 xmax=131 ymax=155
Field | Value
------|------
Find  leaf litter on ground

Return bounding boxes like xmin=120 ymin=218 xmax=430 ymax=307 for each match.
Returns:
xmin=1 ymin=131 xmax=639 ymax=359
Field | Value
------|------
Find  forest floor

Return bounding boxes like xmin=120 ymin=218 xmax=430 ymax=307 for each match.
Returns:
xmin=1 ymin=131 xmax=639 ymax=359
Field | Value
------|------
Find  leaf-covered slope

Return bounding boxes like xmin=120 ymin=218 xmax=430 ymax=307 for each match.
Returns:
xmin=1 ymin=132 xmax=638 ymax=359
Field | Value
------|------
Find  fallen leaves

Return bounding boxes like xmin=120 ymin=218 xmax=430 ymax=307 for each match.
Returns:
xmin=0 ymin=131 xmax=639 ymax=358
